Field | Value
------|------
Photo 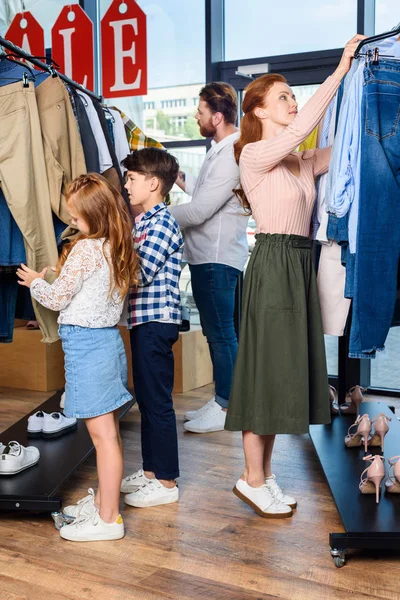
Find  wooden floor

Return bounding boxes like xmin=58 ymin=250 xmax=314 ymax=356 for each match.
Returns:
xmin=0 ymin=385 xmax=400 ymax=600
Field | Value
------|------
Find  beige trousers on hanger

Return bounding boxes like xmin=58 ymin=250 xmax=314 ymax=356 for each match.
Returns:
xmin=35 ymin=76 xmax=87 ymax=225
xmin=0 ymin=81 xmax=59 ymax=343
xmin=317 ymin=241 xmax=351 ymax=337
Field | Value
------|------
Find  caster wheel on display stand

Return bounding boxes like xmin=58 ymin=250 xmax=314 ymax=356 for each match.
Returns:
xmin=51 ymin=511 xmax=75 ymax=530
xmin=330 ymin=549 xmax=347 ymax=568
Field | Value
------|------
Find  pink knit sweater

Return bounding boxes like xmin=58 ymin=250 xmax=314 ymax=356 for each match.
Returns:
xmin=239 ymin=76 xmax=340 ymax=236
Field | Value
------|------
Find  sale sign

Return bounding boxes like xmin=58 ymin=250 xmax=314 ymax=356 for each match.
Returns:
xmin=5 ymin=12 xmax=45 ymax=58
xmin=51 ymin=4 xmax=94 ymax=91
xmin=101 ymin=0 xmax=147 ymax=98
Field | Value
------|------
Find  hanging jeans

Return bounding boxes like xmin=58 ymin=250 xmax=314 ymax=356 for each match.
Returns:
xmin=0 ymin=81 xmax=59 ymax=343
xmin=350 ymin=60 xmax=400 ymax=358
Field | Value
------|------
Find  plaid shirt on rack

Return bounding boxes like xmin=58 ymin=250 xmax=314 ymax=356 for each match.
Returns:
xmin=111 ymin=106 xmax=163 ymax=151
xmin=128 ymin=203 xmax=183 ymax=328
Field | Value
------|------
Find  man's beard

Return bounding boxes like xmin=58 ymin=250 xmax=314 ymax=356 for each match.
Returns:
xmin=199 ymin=119 xmax=216 ymax=138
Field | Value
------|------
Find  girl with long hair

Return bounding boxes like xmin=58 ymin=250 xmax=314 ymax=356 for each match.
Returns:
xmin=17 ymin=173 xmax=138 ymax=541
xmin=225 ymin=35 xmax=366 ymax=518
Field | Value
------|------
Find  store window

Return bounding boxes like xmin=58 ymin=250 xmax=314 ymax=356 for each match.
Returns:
xmin=224 ymin=0 xmax=358 ymax=61
xmin=0 ymin=1 xmax=79 ymax=47
xmin=371 ymin=328 xmax=400 ymax=390
xmin=375 ymin=0 xmax=400 ymax=34
xmin=100 ymin=0 xmax=205 ymax=143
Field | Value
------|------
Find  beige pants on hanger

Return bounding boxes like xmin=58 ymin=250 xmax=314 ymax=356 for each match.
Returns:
xmin=317 ymin=241 xmax=351 ymax=337
xmin=0 ymin=81 xmax=59 ymax=343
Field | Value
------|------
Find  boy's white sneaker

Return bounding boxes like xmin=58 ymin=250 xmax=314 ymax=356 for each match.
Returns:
xmin=124 ymin=478 xmax=179 ymax=508
xmin=233 ymin=479 xmax=293 ymax=518
xmin=27 ymin=411 xmax=48 ymax=437
xmin=183 ymin=403 xmax=226 ymax=433
xmin=265 ymin=474 xmax=297 ymax=509
xmin=120 ymin=469 xmax=150 ymax=493
xmin=184 ymin=397 xmax=218 ymax=421
xmin=60 ymin=509 xmax=125 ymax=542
xmin=42 ymin=412 xmax=77 ymax=438
xmin=0 ymin=441 xmax=40 ymax=475
xmin=63 ymin=488 xmax=96 ymax=519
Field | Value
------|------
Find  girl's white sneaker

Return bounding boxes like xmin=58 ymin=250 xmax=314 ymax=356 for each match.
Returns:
xmin=60 ymin=509 xmax=124 ymax=541
xmin=63 ymin=488 xmax=96 ymax=519
xmin=233 ymin=478 xmax=293 ymax=518
xmin=124 ymin=478 xmax=179 ymax=508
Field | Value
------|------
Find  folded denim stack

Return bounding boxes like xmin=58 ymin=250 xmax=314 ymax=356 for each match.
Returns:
xmin=0 ymin=441 xmax=40 ymax=475
xmin=27 ymin=411 xmax=77 ymax=438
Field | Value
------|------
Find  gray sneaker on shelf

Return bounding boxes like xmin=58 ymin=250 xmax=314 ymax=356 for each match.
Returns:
xmin=0 ymin=441 xmax=40 ymax=475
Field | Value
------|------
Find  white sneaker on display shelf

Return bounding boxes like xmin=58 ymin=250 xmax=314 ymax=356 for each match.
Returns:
xmin=27 ymin=410 xmax=48 ymax=437
xmin=0 ymin=441 xmax=40 ymax=475
xmin=183 ymin=401 xmax=227 ymax=433
xmin=184 ymin=397 xmax=219 ymax=421
xmin=42 ymin=412 xmax=77 ymax=438
xmin=60 ymin=509 xmax=125 ymax=542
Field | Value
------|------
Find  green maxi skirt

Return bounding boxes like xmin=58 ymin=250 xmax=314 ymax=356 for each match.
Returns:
xmin=225 ymin=233 xmax=330 ymax=436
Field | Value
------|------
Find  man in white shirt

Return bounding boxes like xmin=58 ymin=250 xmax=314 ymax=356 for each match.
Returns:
xmin=171 ymin=82 xmax=249 ymax=433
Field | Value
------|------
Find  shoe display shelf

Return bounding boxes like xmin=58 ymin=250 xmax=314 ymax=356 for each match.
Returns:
xmin=0 ymin=390 xmax=134 ymax=513
xmin=310 ymin=401 xmax=400 ymax=568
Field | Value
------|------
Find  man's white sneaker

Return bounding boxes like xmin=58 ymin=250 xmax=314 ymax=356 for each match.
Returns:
xmin=0 ymin=441 xmax=40 ymax=475
xmin=42 ymin=412 xmax=77 ymax=438
xmin=124 ymin=478 xmax=179 ymax=508
xmin=60 ymin=509 xmax=124 ymax=541
xmin=27 ymin=411 xmax=48 ymax=437
xmin=233 ymin=478 xmax=293 ymax=518
xmin=183 ymin=403 xmax=226 ymax=433
xmin=63 ymin=488 xmax=96 ymax=519
xmin=265 ymin=474 xmax=297 ymax=509
xmin=120 ymin=469 xmax=150 ymax=493
xmin=184 ymin=397 xmax=218 ymax=421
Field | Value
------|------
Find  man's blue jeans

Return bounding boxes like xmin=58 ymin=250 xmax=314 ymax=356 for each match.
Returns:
xmin=350 ymin=60 xmax=400 ymax=358
xmin=190 ymin=263 xmax=241 ymax=408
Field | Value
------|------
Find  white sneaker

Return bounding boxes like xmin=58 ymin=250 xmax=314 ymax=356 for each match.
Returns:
xmin=0 ymin=443 xmax=5 ymax=453
xmin=265 ymin=474 xmax=297 ymax=509
xmin=233 ymin=479 xmax=293 ymax=518
xmin=184 ymin=403 xmax=226 ymax=433
xmin=0 ymin=441 xmax=40 ymax=475
xmin=42 ymin=412 xmax=77 ymax=438
xmin=124 ymin=478 xmax=179 ymax=508
xmin=63 ymin=488 xmax=96 ymax=519
xmin=60 ymin=509 xmax=124 ymax=542
xmin=27 ymin=410 xmax=48 ymax=437
xmin=184 ymin=397 xmax=218 ymax=421
xmin=120 ymin=469 xmax=150 ymax=493
xmin=60 ymin=391 xmax=65 ymax=409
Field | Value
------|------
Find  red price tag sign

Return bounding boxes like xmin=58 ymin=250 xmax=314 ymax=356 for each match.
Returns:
xmin=51 ymin=4 xmax=95 ymax=91
xmin=5 ymin=11 xmax=45 ymax=58
xmin=101 ymin=0 xmax=147 ymax=98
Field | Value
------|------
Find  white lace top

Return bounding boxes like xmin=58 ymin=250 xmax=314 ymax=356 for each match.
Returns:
xmin=30 ymin=238 xmax=125 ymax=328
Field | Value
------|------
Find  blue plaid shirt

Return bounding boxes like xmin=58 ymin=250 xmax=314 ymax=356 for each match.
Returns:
xmin=128 ymin=202 xmax=183 ymax=327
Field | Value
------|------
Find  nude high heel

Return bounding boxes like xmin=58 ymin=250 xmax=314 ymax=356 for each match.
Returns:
xmin=340 ymin=385 xmax=367 ymax=416
xmin=329 ymin=385 xmax=339 ymax=415
xmin=385 ymin=456 xmax=400 ymax=494
xmin=359 ymin=454 xmax=385 ymax=504
xmin=344 ymin=414 xmax=371 ymax=452
xmin=368 ymin=413 xmax=391 ymax=453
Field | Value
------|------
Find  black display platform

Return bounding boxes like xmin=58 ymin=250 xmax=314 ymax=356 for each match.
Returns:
xmin=0 ymin=390 xmax=134 ymax=513
xmin=310 ymin=402 xmax=400 ymax=567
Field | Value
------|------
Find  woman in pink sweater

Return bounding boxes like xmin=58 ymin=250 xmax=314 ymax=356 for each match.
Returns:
xmin=225 ymin=35 xmax=366 ymax=518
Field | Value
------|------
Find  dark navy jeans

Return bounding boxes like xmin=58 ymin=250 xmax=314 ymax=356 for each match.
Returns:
xmin=350 ymin=60 xmax=400 ymax=358
xmin=190 ymin=263 xmax=241 ymax=408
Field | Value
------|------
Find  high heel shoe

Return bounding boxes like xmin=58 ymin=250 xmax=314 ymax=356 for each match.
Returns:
xmin=359 ymin=454 xmax=385 ymax=504
xmin=340 ymin=385 xmax=367 ymax=416
xmin=329 ymin=385 xmax=339 ymax=415
xmin=385 ymin=456 xmax=400 ymax=494
xmin=368 ymin=413 xmax=391 ymax=453
xmin=344 ymin=414 xmax=371 ymax=452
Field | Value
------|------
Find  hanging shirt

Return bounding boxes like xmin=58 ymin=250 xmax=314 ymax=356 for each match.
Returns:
xmin=109 ymin=108 xmax=130 ymax=170
xmin=112 ymin=106 xmax=163 ymax=151
xmin=77 ymin=91 xmax=113 ymax=173
xmin=170 ymin=131 xmax=249 ymax=272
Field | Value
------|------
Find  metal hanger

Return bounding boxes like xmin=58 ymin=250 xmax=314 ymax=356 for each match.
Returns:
xmin=354 ymin=24 xmax=400 ymax=62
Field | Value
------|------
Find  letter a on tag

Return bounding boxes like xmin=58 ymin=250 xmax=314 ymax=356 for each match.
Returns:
xmin=101 ymin=0 xmax=147 ymax=98
xmin=5 ymin=12 xmax=45 ymax=58
xmin=52 ymin=5 xmax=95 ymax=91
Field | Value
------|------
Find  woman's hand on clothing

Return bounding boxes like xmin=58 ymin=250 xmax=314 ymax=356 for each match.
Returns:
xmin=333 ymin=34 xmax=368 ymax=81
xmin=17 ymin=264 xmax=47 ymax=288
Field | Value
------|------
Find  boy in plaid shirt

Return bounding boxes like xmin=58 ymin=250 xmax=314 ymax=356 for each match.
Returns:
xmin=121 ymin=148 xmax=183 ymax=508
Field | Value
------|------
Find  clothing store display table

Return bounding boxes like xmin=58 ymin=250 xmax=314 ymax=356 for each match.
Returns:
xmin=310 ymin=402 xmax=400 ymax=567
xmin=0 ymin=390 xmax=134 ymax=513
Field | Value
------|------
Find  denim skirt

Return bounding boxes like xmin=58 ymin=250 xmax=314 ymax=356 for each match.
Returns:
xmin=225 ymin=233 xmax=330 ymax=435
xmin=59 ymin=325 xmax=132 ymax=419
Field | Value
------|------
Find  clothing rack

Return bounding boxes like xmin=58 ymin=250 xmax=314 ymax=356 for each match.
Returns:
xmin=0 ymin=35 xmax=101 ymax=102
xmin=354 ymin=24 xmax=400 ymax=60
